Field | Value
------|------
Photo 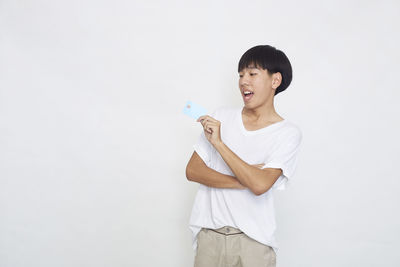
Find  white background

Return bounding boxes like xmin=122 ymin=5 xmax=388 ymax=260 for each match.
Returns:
xmin=1 ymin=0 xmax=399 ymax=266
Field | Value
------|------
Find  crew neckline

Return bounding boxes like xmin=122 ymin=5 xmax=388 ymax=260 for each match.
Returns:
xmin=238 ymin=107 xmax=287 ymax=136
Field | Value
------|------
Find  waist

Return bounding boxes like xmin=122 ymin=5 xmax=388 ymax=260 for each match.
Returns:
xmin=205 ymin=226 xmax=244 ymax=236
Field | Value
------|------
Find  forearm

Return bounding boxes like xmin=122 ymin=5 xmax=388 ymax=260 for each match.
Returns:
xmin=214 ymin=141 xmax=265 ymax=194
xmin=187 ymin=165 xmax=245 ymax=189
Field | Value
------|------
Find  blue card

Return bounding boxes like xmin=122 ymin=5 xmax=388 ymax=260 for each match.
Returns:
xmin=183 ymin=100 xmax=207 ymax=120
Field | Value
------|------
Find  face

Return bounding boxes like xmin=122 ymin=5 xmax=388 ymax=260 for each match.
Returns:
xmin=238 ymin=64 xmax=281 ymax=108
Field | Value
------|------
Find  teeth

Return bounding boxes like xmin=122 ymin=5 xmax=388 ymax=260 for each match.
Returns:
xmin=244 ymin=91 xmax=252 ymax=95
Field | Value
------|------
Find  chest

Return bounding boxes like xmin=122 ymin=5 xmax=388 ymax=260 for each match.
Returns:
xmin=242 ymin=115 xmax=284 ymax=131
xmin=220 ymin=123 xmax=280 ymax=163
xmin=242 ymin=121 xmax=275 ymax=131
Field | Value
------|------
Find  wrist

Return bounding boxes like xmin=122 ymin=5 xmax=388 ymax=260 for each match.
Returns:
xmin=235 ymin=180 xmax=247 ymax=189
xmin=213 ymin=140 xmax=225 ymax=150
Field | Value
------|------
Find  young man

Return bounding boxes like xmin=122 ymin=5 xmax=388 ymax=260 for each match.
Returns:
xmin=185 ymin=45 xmax=302 ymax=267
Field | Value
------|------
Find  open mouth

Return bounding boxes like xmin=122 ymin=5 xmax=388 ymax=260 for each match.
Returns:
xmin=243 ymin=91 xmax=254 ymax=101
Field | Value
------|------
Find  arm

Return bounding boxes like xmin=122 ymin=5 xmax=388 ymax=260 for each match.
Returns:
xmin=196 ymin=114 xmax=282 ymax=196
xmin=214 ymin=142 xmax=282 ymax=195
xmin=186 ymin=151 xmax=246 ymax=189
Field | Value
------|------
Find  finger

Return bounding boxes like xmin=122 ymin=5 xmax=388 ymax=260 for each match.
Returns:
xmin=198 ymin=117 xmax=211 ymax=126
xmin=197 ymin=115 xmax=210 ymax=122
xmin=197 ymin=115 xmax=215 ymax=122
xmin=199 ymin=119 xmax=207 ymax=128
xmin=204 ymin=124 xmax=213 ymax=134
xmin=204 ymin=126 xmax=213 ymax=134
xmin=197 ymin=116 xmax=205 ymax=122
xmin=204 ymin=122 xmax=218 ymax=133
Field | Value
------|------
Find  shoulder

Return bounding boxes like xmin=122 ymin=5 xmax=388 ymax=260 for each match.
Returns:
xmin=280 ymin=120 xmax=303 ymax=143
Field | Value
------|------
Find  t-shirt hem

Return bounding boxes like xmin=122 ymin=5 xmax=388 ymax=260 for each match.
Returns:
xmin=193 ymin=144 xmax=209 ymax=164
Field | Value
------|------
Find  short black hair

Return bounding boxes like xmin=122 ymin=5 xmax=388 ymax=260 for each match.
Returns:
xmin=238 ymin=45 xmax=293 ymax=96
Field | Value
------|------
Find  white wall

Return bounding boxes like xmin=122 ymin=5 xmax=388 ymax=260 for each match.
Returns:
xmin=1 ymin=0 xmax=399 ymax=266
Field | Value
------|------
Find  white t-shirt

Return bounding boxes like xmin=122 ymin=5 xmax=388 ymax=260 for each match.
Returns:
xmin=188 ymin=106 xmax=303 ymax=254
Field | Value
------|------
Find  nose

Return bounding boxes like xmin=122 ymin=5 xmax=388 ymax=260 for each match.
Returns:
xmin=240 ymin=76 xmax=249 ymax=87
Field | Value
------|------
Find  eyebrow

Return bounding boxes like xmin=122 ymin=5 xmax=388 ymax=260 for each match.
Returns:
xmin=239 ymin=66 xmax=259 ymax=72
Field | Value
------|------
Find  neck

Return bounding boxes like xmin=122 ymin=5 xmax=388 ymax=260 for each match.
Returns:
xmin=242 ymin=98 xmax=280 ymax=122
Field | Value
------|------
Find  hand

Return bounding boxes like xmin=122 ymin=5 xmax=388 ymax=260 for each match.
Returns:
xmin=197 ymin=115 xmax=222 ymax=147
xmin=236 ymin=182 xmax=247 ymax=190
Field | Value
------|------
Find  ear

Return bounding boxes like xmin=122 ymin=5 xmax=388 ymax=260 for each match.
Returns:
xmin=272 ymin=72 xmax=282 ymax=89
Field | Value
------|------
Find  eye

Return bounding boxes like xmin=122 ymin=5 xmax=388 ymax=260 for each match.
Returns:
xmin=250 ymin=73 xmax=257 ymax=76
xmin=239 ymin=74 xmax=243 ymax=78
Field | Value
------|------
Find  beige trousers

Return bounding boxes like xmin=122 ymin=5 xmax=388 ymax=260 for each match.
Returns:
xmin=194 ymin=226 xmax=276 ymax=267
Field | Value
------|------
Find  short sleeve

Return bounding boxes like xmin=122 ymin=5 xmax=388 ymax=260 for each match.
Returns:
xmin=193 ymin=131 xmax=213 ymax=166
xmin=261 ymin=128 xmax=303 ymax=190
xmin=192 ymin=108 xmax=218 ymax=167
